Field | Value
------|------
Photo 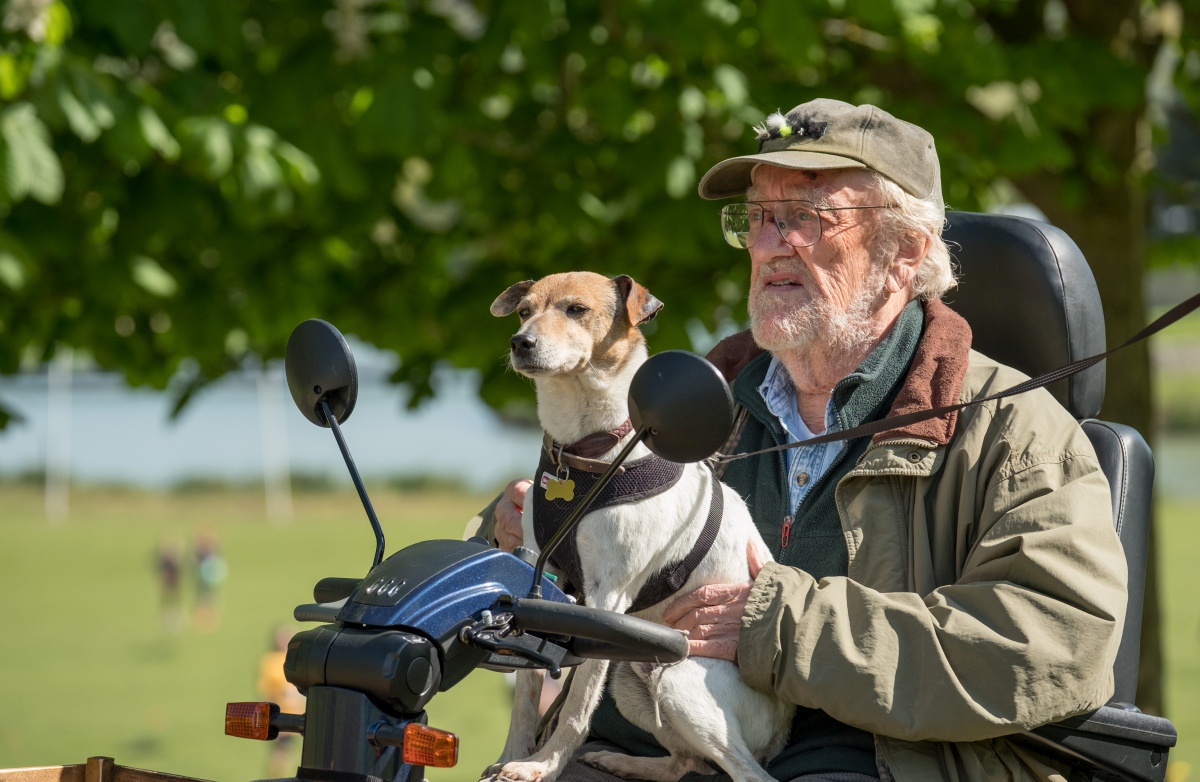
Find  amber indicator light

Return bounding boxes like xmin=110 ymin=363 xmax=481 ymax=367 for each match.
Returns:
xmin=225 ymin=702 xmax=273 ymax=741
xmin=401 ymin=723 xmax=458 ymax=767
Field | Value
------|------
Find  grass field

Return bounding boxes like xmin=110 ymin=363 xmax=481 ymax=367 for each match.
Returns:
xmin=1161 ymin=496 xmax=1200 ymax=782
xmin=1 ymin=485 xmax=1197 ymax=781
xmin=0 ymin=485 xmax=513 ymax=781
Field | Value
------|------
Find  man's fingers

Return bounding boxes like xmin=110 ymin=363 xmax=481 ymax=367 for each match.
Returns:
xmin=511 ymin=478 xmax=532 ymax=508
xmin=495 ymin=526 xmax=521 ymax=552
xmin=494 ymin=484 xmax=528 ymax=553
xmin=668 ymin=603 xmax=737 ymax=632
xmin=679 ymin=620 xmax=734 ymax=641
xmin=663 ymin=583 xmax=751 ymax=625
xmin=504 ymin=478 xmax=532 ymax=511
xmin=686 ymin=638 xmax=738 ymax=663
xmin=663 ymin=584 xmax=730 ymax=624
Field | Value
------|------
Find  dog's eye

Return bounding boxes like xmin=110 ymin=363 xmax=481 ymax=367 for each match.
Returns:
xmin=518 ymin=308 xmax=531 ymax=318
xmin=566 ymin=304 xmax=590 ymax=315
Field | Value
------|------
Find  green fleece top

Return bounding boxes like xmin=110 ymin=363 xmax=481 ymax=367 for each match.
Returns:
xmin=591 ymin=300 xmax=925 ymax=780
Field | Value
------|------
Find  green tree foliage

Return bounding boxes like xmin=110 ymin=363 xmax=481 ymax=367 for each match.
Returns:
xmin=0 ymin=0 xmax=1191 ymax=412
xmin=2 ymin=0 xmax=1197 ymax=702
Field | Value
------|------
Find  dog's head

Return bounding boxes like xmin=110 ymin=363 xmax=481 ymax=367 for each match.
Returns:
xmin=491 ymin=272 xmax=663 ymax=379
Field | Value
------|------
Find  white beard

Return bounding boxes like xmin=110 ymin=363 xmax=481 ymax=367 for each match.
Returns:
xmin=749 ymin=267 xmax=886 ymax=356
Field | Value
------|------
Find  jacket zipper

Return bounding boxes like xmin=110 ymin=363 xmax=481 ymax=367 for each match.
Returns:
xmin=781 ymin=516 xmax=793 ymax=550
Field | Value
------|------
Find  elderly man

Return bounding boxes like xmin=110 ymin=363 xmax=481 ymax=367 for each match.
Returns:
xmin=482 ymin=98 xmax=1127 ymax=782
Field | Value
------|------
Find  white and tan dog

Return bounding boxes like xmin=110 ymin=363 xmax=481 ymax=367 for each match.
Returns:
xmin=484 ymin=272 xmax=794 ymax=782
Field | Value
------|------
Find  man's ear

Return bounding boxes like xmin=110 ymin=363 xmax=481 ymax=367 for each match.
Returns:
xmin=885 ymin=233 xmax=929 ymax=294
xmin=490 ymin=280 xmax=535 ymax=317
xmin=612 ymin=275 xmax=664 ymax=326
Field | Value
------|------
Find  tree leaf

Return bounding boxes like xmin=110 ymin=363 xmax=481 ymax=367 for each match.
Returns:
xmin=58 ymin=79 xmax=101 ymax=141
xmin=665 ymin=155 xmax=695 ymax=199
xmin=138 ymin=105 xmax=180 ymax=160
xmin=0 ymin=103 xmax=64 ymax=204
xmin=180 ymin=117 xmax=233 ymax=178
xmin=132 ymin=255 xmax=178 ymax=297
xmin=0 ymin=250 xmax=26 ymax=290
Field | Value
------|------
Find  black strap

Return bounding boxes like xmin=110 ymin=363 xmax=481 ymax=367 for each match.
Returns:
xmin=627 ymin=467 xmax=724 ymax=613
xmin=716 ymin=291 xmax=1200 ymax=464
xmin=532 ymin=450 xmax=686 ymax=602
xmin=711 ymin=406 xmax=751 ymax=480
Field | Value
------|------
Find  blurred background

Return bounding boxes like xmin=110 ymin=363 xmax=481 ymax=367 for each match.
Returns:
xmin=2 ymin=0 xmax=1200 ymax=779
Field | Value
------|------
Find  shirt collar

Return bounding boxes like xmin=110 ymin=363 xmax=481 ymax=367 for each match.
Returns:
xmin=757 ymin=355 xmax=837 ymax=436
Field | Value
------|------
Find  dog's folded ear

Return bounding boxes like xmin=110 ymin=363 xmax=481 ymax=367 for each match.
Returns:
xmin=491 ymin=280 xmax=535 ymax=317
xmin=612 ymin=275 xmax=664 ymax=326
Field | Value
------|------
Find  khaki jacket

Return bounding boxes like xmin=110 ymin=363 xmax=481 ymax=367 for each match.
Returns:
xmin=475 ymin=299 xmax=1128 ymax=781
xmin=734 ymin=337 xmax=1128 ymax=781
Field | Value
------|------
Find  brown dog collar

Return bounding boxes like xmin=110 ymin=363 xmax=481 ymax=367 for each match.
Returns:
xmin=543 ymin=419 xmax=634 ymax=475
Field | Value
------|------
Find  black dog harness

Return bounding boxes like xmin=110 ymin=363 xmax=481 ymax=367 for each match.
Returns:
xmin=532 ymin=429 xmax=724 ymax=613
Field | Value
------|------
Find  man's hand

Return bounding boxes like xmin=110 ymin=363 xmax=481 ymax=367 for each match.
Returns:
xmin=495 ymin=478 xmax=531 ymax=553
xmin=663 ymin=541 xmax=766 ymax=662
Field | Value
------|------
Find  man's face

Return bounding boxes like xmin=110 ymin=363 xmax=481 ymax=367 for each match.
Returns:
xmin=746 ymin=166 xmax=890 ymax=355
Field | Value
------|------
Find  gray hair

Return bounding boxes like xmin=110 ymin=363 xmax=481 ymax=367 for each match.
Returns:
xmin=870 ymin=173 xmax=956 ymax=300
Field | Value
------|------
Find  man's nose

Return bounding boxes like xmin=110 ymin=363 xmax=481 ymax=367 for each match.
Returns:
xmin=510 ymin=333 xmax=537 ymax=354
xmin=750 ymin=227 xmax=796 ymax=266
xmin=755 ymin=216 xmax=797 ymax=255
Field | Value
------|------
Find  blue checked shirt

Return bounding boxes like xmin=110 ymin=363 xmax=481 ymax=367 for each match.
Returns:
xmin=756 ymin=356 xmax=844 ymax=516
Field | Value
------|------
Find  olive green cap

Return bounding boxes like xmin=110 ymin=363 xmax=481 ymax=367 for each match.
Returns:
xmin=697 ymin=98 xmax=943 ymax=209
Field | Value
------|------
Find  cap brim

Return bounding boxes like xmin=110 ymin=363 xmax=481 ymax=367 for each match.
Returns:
xmin=697 ymin=150 xmax=867 ymax=200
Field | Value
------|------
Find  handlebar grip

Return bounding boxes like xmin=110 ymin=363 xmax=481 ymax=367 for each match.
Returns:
xmin=294 ymin=600 xmax=345 ymax=623
xmin=507 ymin=597 xmax=688 ymax=663
xmin=568 ymin=637 xmax=686 ymax=663
xmin=314 ymin=577 xmax=362 ymax=604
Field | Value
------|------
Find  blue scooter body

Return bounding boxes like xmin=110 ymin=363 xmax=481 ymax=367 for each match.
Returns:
xmin=337 ymin=539 xmax=572 ymax=636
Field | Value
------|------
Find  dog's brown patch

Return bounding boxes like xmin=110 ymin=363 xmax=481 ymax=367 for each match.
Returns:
xmin=493 ymin=272 xmax=661 ymax=376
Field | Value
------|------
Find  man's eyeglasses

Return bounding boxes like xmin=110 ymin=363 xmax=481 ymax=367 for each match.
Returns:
xmin=720 ymin=200 xmax=891 ymax=249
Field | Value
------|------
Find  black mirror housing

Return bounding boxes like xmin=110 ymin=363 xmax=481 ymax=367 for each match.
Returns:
xmin=285 ymin=319 xmax=359 ymax=427
xmin=628 ymin=350 xmax=735 ymax=464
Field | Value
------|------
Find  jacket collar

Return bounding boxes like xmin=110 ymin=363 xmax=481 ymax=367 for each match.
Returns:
xmin=705 ymin=297 xmax=972 ymax=447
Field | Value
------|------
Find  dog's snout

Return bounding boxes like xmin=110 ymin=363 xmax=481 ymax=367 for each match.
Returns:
xmin=510 ymin=333 xmax=537 ymax=354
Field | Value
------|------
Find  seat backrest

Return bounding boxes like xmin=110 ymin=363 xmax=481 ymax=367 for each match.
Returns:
xmin=1080 ymin=420 xmax=1154 ymax=705
xmin=941 ymin=212 xmax=1153 ymax=704
xmin=942 ymin=212 xmax=1108 ymax=418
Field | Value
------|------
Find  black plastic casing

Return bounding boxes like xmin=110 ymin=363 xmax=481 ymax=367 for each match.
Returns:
xmin=284 ymin=625 xmax=441 ymax=716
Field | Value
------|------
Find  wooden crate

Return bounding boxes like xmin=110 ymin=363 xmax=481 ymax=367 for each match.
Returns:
xmin=0 ymin=757 xmax=212 ymax=782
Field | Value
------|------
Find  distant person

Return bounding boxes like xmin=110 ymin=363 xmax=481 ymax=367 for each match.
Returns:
xmin=155 ymin=537 xmax=185 ymax=634
xmin=193 ymin=529 xmax=228 ymax=633
xmin=258 ymin=624 xmax=305 ymax=778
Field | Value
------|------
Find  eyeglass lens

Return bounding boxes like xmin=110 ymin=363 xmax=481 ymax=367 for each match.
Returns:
xmin=720 ymin=203 xmax=822 ymax=249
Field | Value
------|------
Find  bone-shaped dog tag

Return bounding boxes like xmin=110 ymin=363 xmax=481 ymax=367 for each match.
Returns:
xmin=544 ymin=477 xmax=575 ymax=502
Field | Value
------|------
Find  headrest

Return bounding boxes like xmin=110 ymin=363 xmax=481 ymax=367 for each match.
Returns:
xmin=941 ymin=212 xmax=1106 ymax=419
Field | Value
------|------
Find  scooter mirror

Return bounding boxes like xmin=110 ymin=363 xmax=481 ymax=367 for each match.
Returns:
xmin=628 ymin=350 xmax=734 ymax=463
xmin=285 ymin=319 xmax=359 ymax=427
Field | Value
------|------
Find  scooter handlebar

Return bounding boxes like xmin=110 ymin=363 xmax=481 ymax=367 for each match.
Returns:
xmin=505 ymin=597 xmax=688 ymax=663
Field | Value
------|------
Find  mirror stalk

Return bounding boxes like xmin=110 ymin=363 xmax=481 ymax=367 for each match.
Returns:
xmin=321 ymin=399 xmax=385 ymax=570
xmin=527 ymin=426 xmax=651 ymax=600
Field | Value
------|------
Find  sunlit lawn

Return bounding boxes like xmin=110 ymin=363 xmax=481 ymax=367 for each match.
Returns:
xmin=0 ymin=485 xmax=513 ymax=781
xmin=1162 ymin=497 xmax=1200 ymax=782
xmin=1 ymin=485 xmax=1197 ymax=781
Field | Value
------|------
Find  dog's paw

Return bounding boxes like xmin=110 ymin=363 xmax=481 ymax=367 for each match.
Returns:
xmin=578 ymin=751 xmax=646 ymax=779
xmin=578 ymin=751 xmax=623 ymax=773
xmin=480 ymin=760 xmax=554 ymax=782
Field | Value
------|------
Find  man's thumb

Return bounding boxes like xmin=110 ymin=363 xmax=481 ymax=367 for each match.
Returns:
xmin=746 ymin=540 xmax=766 ymax=581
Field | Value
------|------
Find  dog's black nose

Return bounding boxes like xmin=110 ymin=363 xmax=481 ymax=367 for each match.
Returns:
xmin=510 ymin=334 xmax=537 ymax=354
